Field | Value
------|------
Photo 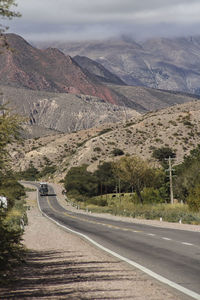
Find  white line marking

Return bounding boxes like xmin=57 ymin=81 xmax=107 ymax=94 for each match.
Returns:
xmin=162 ymin=237 xmax=172 ymax=241
xmin=34 ymin=185 xmax=200 ymax=300
xmin=147 ymin=233 xmax=155 ymax=236
xmin=182 ymin=242 xmax=194 ymax=246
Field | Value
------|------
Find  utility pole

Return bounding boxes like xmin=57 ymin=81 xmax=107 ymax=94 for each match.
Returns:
xmin=119 ymin=178 xmax=121 ymax=203
xmin=169 ymin=156 xmax=174 ymax=205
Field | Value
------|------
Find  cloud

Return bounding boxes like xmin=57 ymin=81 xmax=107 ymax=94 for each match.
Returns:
xmin=15 ymin=0 xmax=200 ymax=23
xmin=4 ymin=0 xmax=200 ymax=41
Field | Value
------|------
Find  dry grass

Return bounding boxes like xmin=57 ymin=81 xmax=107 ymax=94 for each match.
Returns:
xmin=9 ymin=100 xmax=200 ymax=181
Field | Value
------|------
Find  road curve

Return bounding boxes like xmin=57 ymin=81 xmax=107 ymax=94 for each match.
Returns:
xmin=32 ymin=182 xmax=200 ymax=299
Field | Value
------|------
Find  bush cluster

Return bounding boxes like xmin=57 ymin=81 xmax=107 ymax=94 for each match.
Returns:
xmin=0 ymin=174 xmax=27 ymax=272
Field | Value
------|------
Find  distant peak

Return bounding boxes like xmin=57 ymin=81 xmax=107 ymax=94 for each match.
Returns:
xmin=44 ymin=47 xmax=66 ymax=56
xmin=5 ymin=33 xmax=32 ymax=46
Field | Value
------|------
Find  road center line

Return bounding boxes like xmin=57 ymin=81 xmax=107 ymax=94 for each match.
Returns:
xmin=47 ymin=196 xmax=143 ymax=234
xmin=35 ymin=187 xmax=200 ymax=300
xmin=182 ymin=242 xmax=194 ymax=246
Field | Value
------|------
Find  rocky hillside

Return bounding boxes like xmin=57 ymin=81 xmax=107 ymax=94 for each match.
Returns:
xmin=1 ymin=33 xmax=200 ymax=120
xmin=37 ymin=35 xmax=200 ymax=95
xmin=108 ymin=85 xmax=200 ymax=112
xmin=1 ymin=82 xmax=198 ymax=137
xmin=0 ymin=34 xmax=134 ymax=107
xmin=10 ymin=100 xmax=200 ymax=181
xmin=0 ymin=85 xmax=139 ymax=136
xmin=73 ymin=55 xmax=126 ymax=85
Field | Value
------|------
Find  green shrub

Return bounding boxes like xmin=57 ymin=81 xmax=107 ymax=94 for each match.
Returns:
xmin=98 ymin=128 xmax=112 ymax=135
xmin=64 ymin=165 xmax=98 ymax=198
xmin=0 ymin=177 xmax=27 ymax=271
xmin=39 ymin=165 xmax=57 ymax=178
xmin=141 ymin=187 xmax=165 ymax=204
xmin=87 ymin=197 xmax=108 ymax=207
xmin=187 ymin=184 xmax=200 ymax=212
xmin=94 ymin=147 xmax=101 ymax=152
xmin=15 ymin=164 xmax=40 ymax=181
xmin=112 ymin=148 xmax=124 ymax=156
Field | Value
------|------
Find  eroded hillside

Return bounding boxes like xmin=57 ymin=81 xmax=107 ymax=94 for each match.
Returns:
xmin=10 ymin=100 xmax=200 ymax=181
xmin=0 ymin=85 xmax=139 ymax=136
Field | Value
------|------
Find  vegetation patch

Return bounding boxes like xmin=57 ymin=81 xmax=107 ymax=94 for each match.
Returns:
xmin=111 ymin=148 xmax=124 ymax=156
xmin=98 ymin=128 xmax=112 ymax=135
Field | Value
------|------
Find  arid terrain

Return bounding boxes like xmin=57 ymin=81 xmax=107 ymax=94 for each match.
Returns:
xmin=1 ymin=2 xmax=200 ymax=300
xmin=9 ymin=100 xmax=200 ymax=181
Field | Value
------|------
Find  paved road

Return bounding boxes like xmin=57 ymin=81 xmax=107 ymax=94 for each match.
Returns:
xmin=35 ymin=183 xmax=200 ymax=299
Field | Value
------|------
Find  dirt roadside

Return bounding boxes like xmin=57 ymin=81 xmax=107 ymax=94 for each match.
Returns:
xmin=0 ymin=183 xmax=193 ymax=299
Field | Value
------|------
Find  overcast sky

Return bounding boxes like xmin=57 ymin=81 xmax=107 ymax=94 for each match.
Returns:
xmin=4 ymin=0 xmax=200 ymax=42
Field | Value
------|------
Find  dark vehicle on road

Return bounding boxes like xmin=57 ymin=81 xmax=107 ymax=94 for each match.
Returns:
xmin=39 ymin=182 xmax=48 ymax=196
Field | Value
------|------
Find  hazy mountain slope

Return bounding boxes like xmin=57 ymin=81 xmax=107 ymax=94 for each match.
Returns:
xmin=2 ymin=34 xmax=200 ymax=115
xmin=73 ymin=55 xmax=126 ymax=85
xmin=10 ymin=100 xmax=200 ymax=181
xmin=37 ymin=36 xmax=200 ymax=95
xmin=108 ymin=85 xmax=200 ymax=111
xmin=0 ymin=34 xmax=133 ymax=106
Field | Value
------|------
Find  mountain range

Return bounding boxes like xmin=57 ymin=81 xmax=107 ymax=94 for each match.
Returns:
xmin=0 ymin=34 xmax=132 ymax=107
xmin=36 ymin=35 xmax=200 ymax=96
xmin=0 ymin=33 xmax=200 ymax=137
xmin=1 ymin=33 xmax=200 ymax=178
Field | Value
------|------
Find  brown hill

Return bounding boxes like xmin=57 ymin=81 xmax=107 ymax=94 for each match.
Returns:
xmin=0 ymin=34 xmax=132 ymax=106
xmin=2 ymin=34 xmax=200 ymax=115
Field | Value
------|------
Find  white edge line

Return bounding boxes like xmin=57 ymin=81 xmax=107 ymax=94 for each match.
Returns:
xmin=35 ymin=185 xmax=200 ymax=300
xmin=182 ymin=242 xmax=194 ymax=246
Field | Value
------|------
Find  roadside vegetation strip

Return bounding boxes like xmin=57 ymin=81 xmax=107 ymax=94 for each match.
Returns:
xmin=34 ymin=185 xmax=200 ymax=300
xmin=74 ymin=195 xmax=200 ymax=225
xmin=48 ymin=195 xmax=197 ymax=248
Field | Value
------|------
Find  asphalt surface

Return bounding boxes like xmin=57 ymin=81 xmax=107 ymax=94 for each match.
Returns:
xmin=35 ymin=183 xmax=200 ymax=299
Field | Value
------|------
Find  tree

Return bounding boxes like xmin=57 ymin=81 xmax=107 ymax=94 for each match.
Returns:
xmin=0 ymin=105 xmax=23 ymax=172
xmin=152 ymin=147 xmax=176 ymax=161
xmin=0 ymin=0 xmax=20 ymax=31
xmin=0 ymin=108 xmax=25 ymax=270
xmin=64 ymin=165 xmax=98 ymax=198
xmin=0 ymin=1 xmax=26 ymax=271
xmin=187 ymin=184 xmax=200 ymax=212
xmin=152 ymin=147 xmax=176 ymax=168
xmin=94 ymin=162 xmax=116 ymax=194
xmin=113 ymin=156 xmax=155 ymax=204
xmin=174 ymin=144 xmax=200 ymax=203
xmin=112 ymin=148 xmax=124 ymax=156
xmin=0 ymin=0 xmax=22 ymax=168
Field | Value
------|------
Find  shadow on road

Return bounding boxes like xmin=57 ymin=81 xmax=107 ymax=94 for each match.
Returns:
xmin=47 ymin=193 xmax=57 ymax=197
xmin=0 ymin=250 xmax=133 ymax=299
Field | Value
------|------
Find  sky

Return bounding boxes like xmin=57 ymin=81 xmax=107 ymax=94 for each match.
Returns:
xmin=3 ymin=0 xmax=200 ymax=42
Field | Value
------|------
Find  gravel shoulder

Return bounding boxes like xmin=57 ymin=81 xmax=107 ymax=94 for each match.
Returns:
xmin=0 ymin=183 xmax=195 ymax=299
